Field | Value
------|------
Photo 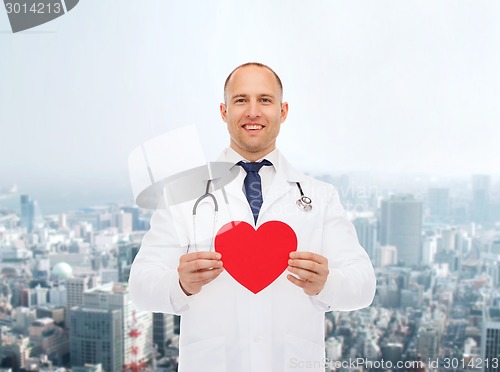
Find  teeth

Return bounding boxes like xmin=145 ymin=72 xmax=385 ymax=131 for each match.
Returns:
xmin=244 ymin=125 xmax=263 ymax=130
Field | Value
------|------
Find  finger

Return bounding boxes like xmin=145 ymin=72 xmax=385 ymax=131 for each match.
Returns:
xmin=288 ymin=258 xmax=322 ymax=273
xmin=289 ymin=259 xmax=329 ymax=279
xmin=180 ymin=259 xmax=223 ymax=273
xmin=287 ymin=274 xmax=309 ymax=288
xmin=287 ymin=266 xmax=318 ymax=282
xmin=287 ymin=274 xmax=323 ymax=296
xmin=183 ymin=267 xmax=224 ymax=283
xmin=181 ymin=251 xmax=222 ymax=263
xmin=191 ymin=259 xmax=223 ymax=272
xmin=289 ymin=251 xmax=327 ymax=264
xmin=189 ymin=270 xmax=223 ymax=292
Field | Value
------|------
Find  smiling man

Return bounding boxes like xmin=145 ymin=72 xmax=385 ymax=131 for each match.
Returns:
xmin=129 ymin=62 xmax=376 ymax=372
xmin=221 ymin=63 xmax=287 ymax=162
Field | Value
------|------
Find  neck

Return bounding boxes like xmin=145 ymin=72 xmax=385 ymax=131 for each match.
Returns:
xmin=230 ymin=145 xmax=275 ymax=162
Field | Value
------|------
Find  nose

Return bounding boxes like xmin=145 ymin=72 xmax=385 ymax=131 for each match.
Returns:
xmin=245 ymin=100 xmax=261 ymax=119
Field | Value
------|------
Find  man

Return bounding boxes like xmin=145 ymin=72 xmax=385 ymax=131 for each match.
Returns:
xmin=129 ymin=62 xmax=376 ymax=372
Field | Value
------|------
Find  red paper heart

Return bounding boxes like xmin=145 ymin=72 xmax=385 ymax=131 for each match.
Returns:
xmin=215 ymin=221 xmax=297 ymax=294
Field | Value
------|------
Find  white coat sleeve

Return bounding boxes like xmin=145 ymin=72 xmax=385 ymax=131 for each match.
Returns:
xmin=128 ymin=203 xmax=191 ymax=315
xmin=311 ymin=186 xmax=376 ymax=311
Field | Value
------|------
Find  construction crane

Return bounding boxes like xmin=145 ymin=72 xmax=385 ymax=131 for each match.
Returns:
xmin=123 ymin=310 xmax=147 ymax=372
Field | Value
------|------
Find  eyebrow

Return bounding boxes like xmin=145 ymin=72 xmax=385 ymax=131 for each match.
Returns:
xmin=230 ymin=93 xmax=276 ymax=100
xmin=231 ymin=94 xmax=248 ymax=100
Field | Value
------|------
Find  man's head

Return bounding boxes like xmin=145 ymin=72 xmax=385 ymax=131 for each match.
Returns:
xmin=223 ymin=62 xmax=283 ymax=104
xmin=220 ymin=62 xmax=288 ymax=161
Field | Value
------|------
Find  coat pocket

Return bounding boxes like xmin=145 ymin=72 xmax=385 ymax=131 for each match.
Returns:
xmin=284 ymin=334 xmax=325 ymax=372
xmin=179 ymin=336 xmax=226 ymax=372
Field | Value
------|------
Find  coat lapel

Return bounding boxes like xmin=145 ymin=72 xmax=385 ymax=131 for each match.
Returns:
xmin=258 ymin=170 xmax=290 ymax=219
xmin=214 ymin=163 xmax=252 ymax=223
xmin=215 ymin=150 xmax=248 ymax=208
xmin=220 ymin=172 xmax=248 ymax=210
xmin=258 ymin=152 xmax=304 ymax=221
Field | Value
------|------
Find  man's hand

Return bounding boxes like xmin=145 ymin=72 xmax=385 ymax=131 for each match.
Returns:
xmin=178 ymin=252 xmax=224 ymax=296
xmin=287 ymin=251 xmax=329 ymax=296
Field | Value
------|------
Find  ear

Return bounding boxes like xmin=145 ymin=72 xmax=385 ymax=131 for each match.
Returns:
xmin=280 ymin=102 xmax=289 ymax=123
xmin=220 ymin=103 xmax=228 ymax=122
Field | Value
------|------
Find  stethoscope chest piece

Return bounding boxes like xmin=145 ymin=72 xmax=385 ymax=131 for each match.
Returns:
xmin=295 ymin=182 xmax=312 ymax=212
xmin=296 ymin=196 xmax=312 ymax=212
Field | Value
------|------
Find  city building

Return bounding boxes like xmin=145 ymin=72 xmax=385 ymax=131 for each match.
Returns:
xmin=427 ymin=188 xmax=450 ymax=221
xmin=66 ymin=275 xmax=100 ymax=310
xmin=375 ymin=245 xmax=398 ymax=267
xmin=325 ymin=337 xmax=343 ymax=361
xmin=121 ymin=206 xmax=141 ymax=231
xmin=380 ymin=194 xmax=423 ymax=266
xmin=14 ymin=307 xmax=36 ymax=331
xmin=69 ymin=307 xmax=123 ymax=371
xmin=82 ymin=283 xmax=153 ymax=368
xmin=481 ymin=305 xmax=500 ymax=372
xmin=20 ymin=195 xmax=43 ymax=233
xmin=49 ymin=285 xmax=67 ymax=306
xmin=422 ymin=236 xmax=437 ymax=266
xmin=65 ymin=274 xmax=100 ymax=328
xmin=352 ymin=216 xmax=377 ymax=259
xmin=28 ymin=318 xmax=69 ymax=364
xmin=1 ymin=333 xmax=31 ymax=370
xmin=153 ymin=313 xmax=178 ymax=357
xmin=117 ymin=243 xmax=140 ymax=283
xmin=115 ymin=211 xmax=133 ymax=233
xmin=416 ymin=326 xmax=439 ymax=361
xmin=471 ymin=175 xmax=491 ymax=225
xmin=381 ymin=342 xmax=403 ymax=365
xmin=36 ymin=306 xmax=66 ymax=327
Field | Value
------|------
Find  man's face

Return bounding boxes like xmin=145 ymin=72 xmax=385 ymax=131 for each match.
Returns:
xmin=220 ymin=65 xmax=288 ymax=161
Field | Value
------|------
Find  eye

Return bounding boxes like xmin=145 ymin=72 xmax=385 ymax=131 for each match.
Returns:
xmin=260 ymin=98 xmax=272 ymax=103
xmin=234 ymin=98 xmax=246 ymax=104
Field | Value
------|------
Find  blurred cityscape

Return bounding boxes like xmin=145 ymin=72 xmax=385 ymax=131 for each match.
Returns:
xmin=0 ymin=172 xmax=499 ymax=371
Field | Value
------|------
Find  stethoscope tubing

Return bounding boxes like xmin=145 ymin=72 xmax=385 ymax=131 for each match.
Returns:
xmin=190 ymin=180 xmax=218 ymax=253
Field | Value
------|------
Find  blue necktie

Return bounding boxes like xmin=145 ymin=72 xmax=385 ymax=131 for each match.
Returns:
xmin=238 ymin=160 xmax=272 ymax=223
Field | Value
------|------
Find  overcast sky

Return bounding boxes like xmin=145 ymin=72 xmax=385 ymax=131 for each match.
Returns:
xmin=1 ymin=0 xmax=499 ymax=201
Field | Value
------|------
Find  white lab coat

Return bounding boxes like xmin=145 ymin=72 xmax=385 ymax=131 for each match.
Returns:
xmin=128 ymin=150 xmax=376 ymax=372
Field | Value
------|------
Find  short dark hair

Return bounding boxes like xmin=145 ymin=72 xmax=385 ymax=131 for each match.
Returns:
xmin=223 ymin=62 xmax=283 ymax=103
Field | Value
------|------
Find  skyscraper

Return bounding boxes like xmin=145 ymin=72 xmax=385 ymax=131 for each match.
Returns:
xmin=427 ymin=188 xmax=450 ymax=221
xmin=82 ymin=282 xmax=153 ymax=368
xmin=69 ymin=307 xmax=123 ymax=372
xmin=118 ymin=243 xmax=140 ymax=283
xmin=20 ymin=194 xmax=42 ymax=232
xmin=121 ymin=206 xmax=141 ymax=231
xmin=352 ymin=216 xmax=377 ymax=259
xmin=416 ymin=326 xmax=439 ymax=362
xmin=380 ymin=194 xmax=423 ymax=267
xmin=472 ymin=175 xmax=491 ymax=224
xmin=481 ymin=306 xmax=500 ymax=372
xmin=66 ymin=274 xmax=100 ymax=310
xmin=66 ymin=274 xmax=100 ymax=328
xmin=153 ymin=313 xmax=177 ymax=357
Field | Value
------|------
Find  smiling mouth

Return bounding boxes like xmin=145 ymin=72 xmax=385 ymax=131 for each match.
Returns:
xmin=243 ymin=124 xmax=264 ymax=131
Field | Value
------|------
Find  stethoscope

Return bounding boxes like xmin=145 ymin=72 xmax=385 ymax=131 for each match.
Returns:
xmin=191 ymin=180 xmax=219 ymax=253
xmin=189 ymin=180 xmax=312 ymax=252
xmin=295 ymin=182 xmax=312 ymax=212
